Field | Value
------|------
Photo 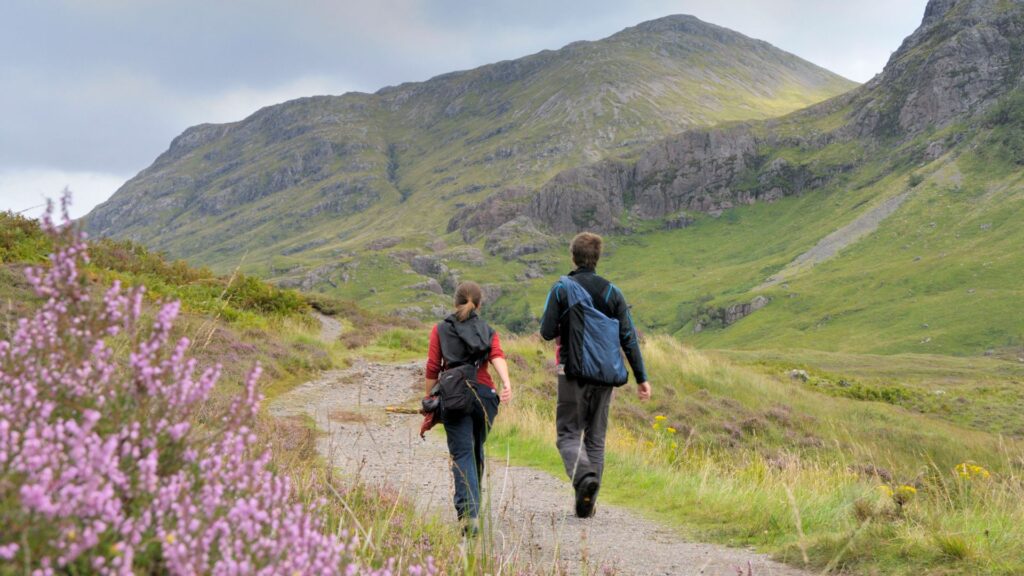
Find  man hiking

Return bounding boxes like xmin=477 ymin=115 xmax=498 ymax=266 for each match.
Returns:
xmin=539 ymin=231 xmax=651 ymax=518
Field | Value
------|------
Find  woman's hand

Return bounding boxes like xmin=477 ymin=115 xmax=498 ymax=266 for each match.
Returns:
xmin=491 ymin=356 xmax=513 ymax=404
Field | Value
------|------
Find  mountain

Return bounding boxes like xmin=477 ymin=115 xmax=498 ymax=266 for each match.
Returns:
xmin=85 ymin=1 xmax=1024 ymax=357
xmin=480 ymin=0 xmax=1022 ymax=355
xmin=470 ymin=0 xmax=1023 ymax=235
xmin=84 ymin=15 xmax=854 ymax=270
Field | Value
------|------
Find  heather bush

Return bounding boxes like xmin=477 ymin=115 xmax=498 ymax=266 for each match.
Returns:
xmin=0 ymin=198 xmax=433 ymax=575
xmin=0 ymin=210 xmax=308 ymax=324
xmin=89 ymin=237 xmax=213 ymax=286
xmin=0 ymin=211 xmax=51 ymax=264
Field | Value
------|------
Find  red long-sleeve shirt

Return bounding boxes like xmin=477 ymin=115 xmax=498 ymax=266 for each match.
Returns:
xmin=425 ymin=325 xmax=504 ymax=389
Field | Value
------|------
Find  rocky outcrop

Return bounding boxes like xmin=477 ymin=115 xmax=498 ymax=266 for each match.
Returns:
xmin=410 ymin=255 xmax=448 ymax=278
xmin=522 ymin=125 xmax=847 ymax=233
xmin=302 ymin=177 xmax=380 ymax=217
xmin=443 ymin=247 xmax=485 ymax=266
xmin=407 ymin=278 xmax=444 ymax=295
xmin=164 ymin=123 xmax=235 ymax=162
xmin=277 ymin=262 xmax=347 ymax=291
xmin=693 ymin=296 xmax=770 ymax=333
xmin=480 ymin=284 xmax=503 ymax=306
xmin=844 ymin=0 xmax=1024 ymax=138
xmin=664 ymin=212 xmax=695 ymax=230
xmin=448 ymin=121 xmax=857 ymax=235
xmin=408 ymin=255 xmax=460 ymax=293
xmin=447 ymin=187 xmax=530 ymax=242
xmin=483 ymin=216 xmax=556 ymax=259
xmin=516 ymin=264 xmax=546 ymax=281
xmin=525 ymin=160 xmax=637 ymax=234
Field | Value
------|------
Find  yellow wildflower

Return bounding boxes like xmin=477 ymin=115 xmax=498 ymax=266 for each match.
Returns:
xmin=670 ymin=442 xmax=678 ymax=450
xmin=654 ymin=415 xmax=667 ymax=421
xmin=955 ymin=462 xmax=991 ymax=480
xmin=165 ymin=533 xmax=176 ymax=545
xmin=667 ymin=427 xmax=677 ymax=434
xmin=893 ymin=485 xmax=917 ymax=506
xmin=67 ymin=529 xmax=77 ymax=542
xmin=876 ymin=485 xmax=893 ymax=498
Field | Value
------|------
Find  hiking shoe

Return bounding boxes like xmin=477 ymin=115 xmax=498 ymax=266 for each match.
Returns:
xmin=462 ymin=518 xmax=479 ymax=538
xmin=575 ymin=476 xmax=599 ymax=518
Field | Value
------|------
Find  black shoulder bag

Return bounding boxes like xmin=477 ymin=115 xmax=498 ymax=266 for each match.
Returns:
xmin=434 ymin=354 xmax=485 ymax=420
xmin=432 ymin=314 xmax=492 ymax=420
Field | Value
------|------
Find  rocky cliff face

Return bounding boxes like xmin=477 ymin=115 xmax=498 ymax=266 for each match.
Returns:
xmin=844 ymin=0 xmax=1024 ymax=139
xmin=452 ymin=123 xmax=852 ymax=237
xmin=527 ymin=126 xmax=767 ymax=233
xmin=446 ymin=0 xmax=1024 ymax=238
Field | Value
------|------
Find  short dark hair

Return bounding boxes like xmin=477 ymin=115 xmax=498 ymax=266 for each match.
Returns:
xmin=571 ymin=232 xmax=602 ymax=268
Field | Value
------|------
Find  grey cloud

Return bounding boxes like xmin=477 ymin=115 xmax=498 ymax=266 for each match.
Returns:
xmin=1 ymin=0 xmax=928 ymax=214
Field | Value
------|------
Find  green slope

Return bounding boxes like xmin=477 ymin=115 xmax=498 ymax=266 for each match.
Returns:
xmin=84 ymin=14 xmax=854 ymax=270
xmin=477 ymin=90 xmax=1024 ymax=357
xmin=689 ymin=152 xmax=1024 ymax=355
xmin=446 ymin=0 xmax=1024 ymax=358
xmin=86 ymin=0 xmax=1023 ymax=361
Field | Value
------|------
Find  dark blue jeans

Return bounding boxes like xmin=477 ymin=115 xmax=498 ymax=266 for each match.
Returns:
xmin=443 ymin=382 xmax=499 ymax=520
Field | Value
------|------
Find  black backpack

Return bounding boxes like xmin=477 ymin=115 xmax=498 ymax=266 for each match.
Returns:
xmin=434 ymin=314 xmax=493 ymax=419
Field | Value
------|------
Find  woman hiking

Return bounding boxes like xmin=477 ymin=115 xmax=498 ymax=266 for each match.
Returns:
xmin=424 ymin=281 xmax=513 ymax=535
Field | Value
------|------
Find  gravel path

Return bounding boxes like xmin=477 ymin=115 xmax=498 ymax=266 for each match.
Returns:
xmin=270 ymin=359 xmax=812 ymax=576
xmin=313 ymin=312 xmax=344 ymax=342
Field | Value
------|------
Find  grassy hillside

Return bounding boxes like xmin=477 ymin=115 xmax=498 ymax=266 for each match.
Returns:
xmin=487 ymin=335 xmax=1024 ymax=575
xmin=307 ymin=0 xmax=1024 ymax=360
xmin=85 ymin=15 xmax=854 ymax=272
xmin=581 ymin=160 xmax=1016 ymax=356
xmin=347 ymin=104 xmax=1024 ymax=358
xmin=78 ymin=1 xmax=1023 ymax=364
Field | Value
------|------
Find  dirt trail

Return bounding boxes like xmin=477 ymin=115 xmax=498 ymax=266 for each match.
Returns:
xmin=313 ymin=312 xmax=344 ymax=342
xmin=271 ymin=356 xmax=812 ymax=575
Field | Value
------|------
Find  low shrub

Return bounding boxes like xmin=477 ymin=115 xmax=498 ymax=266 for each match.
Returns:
xmin=0 ymin=200 xmax=433 ymax=575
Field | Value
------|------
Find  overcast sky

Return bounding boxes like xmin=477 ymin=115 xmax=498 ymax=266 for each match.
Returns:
xmin=0 ymin=0 xmax=928 ymax=218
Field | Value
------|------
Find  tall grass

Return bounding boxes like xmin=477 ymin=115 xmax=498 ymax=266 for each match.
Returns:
xmin=491 ymin=334 xmax=1024 ymax=574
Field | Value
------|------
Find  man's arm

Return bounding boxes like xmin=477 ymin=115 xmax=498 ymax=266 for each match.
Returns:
xmin=610 ymin=285 xmax=648 ymax=384
xmin=538 ymin=281 xmax=564 ymax=341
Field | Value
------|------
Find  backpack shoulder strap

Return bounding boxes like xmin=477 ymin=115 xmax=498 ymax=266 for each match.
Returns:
xmin=560 ymin=275 xmax=594 ymax=308
xmin=436 ymin=321 xmax=449 ymax=371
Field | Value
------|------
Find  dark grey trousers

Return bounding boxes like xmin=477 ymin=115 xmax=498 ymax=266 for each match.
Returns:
xmin=556 ymin=371 xmax=614 ymax=488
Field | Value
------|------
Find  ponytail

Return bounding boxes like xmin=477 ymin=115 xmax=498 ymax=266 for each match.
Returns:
xmin=454 ymin=281 xmax=483 ymax=321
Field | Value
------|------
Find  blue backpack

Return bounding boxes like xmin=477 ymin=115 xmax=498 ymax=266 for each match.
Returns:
xmin=560 ymin=276 xmax=629 ymax=386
